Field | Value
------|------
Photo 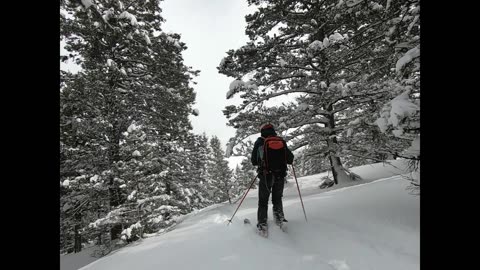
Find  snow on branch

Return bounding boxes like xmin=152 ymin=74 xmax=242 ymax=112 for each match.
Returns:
xmin=375 ymin=90 xmax=419 ymax=136
xmin=239 ymin=88 xmax=321 ymax=110
xmin=395 ymin=46 xmax=420 ymax=74
xmin=119 ymin=11 xmax=138 ymax=26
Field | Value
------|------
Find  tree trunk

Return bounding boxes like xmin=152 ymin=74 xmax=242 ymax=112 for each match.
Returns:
xmin=326 ymin=139 xmax=350 ymax=184
xmin=97 ymin=233 xmax=102 ymax=245
xmin=165 ymin=180 xmax=171 ymax=195
xmin=225 ymin=181 xmax=232 ymax=204
xmin=301 ymin=148 xmax=307 ymax=176
xmin=109 ymin=185 xmax=123 ymax=241
xmin=73 ymin=212 xmax=82 ymax=253
xmin=227 ymin=187 xmax=232 ymax=204
xmin=108 ymin=122 xmax=124 ymax=241
xmin=325 ymin=104 xmax=350 ymax=184
xmin=105 ymin=74 xmax=130 ymax=241
xmin=327 ymin=154 xmax=338 ymax=184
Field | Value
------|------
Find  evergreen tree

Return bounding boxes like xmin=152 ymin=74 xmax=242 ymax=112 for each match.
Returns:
xmin=206 ymin=136 xmax=234 ymax=203
xmin=60 ymin=0 xmax=199 ymax=251
xmin=219 ymin=0 xmax=419 ymax=184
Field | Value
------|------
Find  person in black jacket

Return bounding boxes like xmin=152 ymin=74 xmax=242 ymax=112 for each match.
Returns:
xmin=251 ymin=124 xmax=294 ymax=231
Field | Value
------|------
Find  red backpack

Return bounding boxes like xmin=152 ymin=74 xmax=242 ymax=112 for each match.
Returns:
xmin=259 ymin=136 xmax=287 ymax=172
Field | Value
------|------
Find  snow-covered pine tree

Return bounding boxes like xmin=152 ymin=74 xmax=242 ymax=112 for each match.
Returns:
xmin=231 ymin=165 xmax=246 ymax=201
xmin=196 ymin=133 xmax=211 ymax=181
xmin=238 ymin=156 xmax=258 ymax=189
xmin=374 ymin=0 xmax=420 ymax=189
xmin=293 ymin=145 xmax=329 ymax=177
xmin=206 ymin=136 xmax=234 ymax=203
xmin=219 ymin=0 xmax=416 ymax=184
xmin=181 ymin=133 xmax=214 ymax=210
xmin=60 ymin=0 xmax=199 ymax=250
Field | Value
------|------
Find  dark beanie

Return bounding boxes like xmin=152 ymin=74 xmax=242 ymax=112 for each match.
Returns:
xmin=260 ymin=123 xmax=276 ymax=137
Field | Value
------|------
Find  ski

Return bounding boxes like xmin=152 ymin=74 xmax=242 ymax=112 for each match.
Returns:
xmin=277 ymin=221 xmax=288 ymax=233
xmin=320 ymin=180 xmax=335 ymax=189
xmin=274 ymin=217 xmax=288 ymax=233
xmin=256 ymin=224 xmax=268 ymax=238
xmin=244 ymin=218 xmax=268 ymax=238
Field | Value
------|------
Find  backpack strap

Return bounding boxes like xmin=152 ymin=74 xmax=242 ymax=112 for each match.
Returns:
xmin=263 ymin=137 xmax=269 ymax=171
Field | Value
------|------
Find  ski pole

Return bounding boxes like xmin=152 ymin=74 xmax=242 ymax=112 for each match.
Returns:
xmin=291 ymin=165 xmax=308 ymax=222
xmin=227 ymin=174 xmax=258 ymax=225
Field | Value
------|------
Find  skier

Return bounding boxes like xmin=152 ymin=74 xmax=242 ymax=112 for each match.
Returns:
xmin=251 ymin=123 xmax=294 ymax=236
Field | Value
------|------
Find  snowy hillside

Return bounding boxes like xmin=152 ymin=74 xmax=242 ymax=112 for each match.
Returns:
xmin=63 ymin=160 xmax=419 ymax=270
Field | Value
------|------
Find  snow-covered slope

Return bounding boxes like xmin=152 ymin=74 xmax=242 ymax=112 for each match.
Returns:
xmin=63 ymin=159 xmax=418 ymax=270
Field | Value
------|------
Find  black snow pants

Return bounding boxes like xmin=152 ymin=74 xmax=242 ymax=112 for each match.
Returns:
xmin=257 ymin=171 xmax=286 ymax=225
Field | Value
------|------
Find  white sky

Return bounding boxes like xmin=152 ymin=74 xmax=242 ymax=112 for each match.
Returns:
xmin=160 ymin=0 xmax=258 ymax=149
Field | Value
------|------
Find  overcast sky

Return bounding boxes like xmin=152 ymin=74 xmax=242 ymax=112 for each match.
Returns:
xmin=161 ymin=0 xmax=258 ymax=149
